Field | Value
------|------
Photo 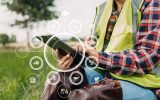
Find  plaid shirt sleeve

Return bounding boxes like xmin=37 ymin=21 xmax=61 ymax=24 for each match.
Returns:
xmin=98 ymin=0 xmax=160 ymax=75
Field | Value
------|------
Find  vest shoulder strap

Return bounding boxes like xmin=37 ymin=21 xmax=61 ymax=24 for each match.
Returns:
xmin=132 ymin=0 xmax=144 ymax=45
xmin=92 ymin=2 xmax=106 ymax=36
xmin=132 ymin=0 xmax=144 ymax=10
xmin=98 ymin=2 xmax=106 ymax=12
xmin=96 ymin=2 xmax=106 ymax=23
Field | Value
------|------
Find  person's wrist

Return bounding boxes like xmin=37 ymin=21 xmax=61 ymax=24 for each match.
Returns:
xmin=94 ymin=52 xmax=99 ymax=59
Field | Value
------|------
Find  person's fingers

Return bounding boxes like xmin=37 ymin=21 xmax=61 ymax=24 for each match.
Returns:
xmin=79 ymin=45 xmax=83 ymax=52
xmin=90 ymin=40 xmax=95 ymax=46
xmin=76 ymin=44 xmax=80 ymax=52
xmin=85 ymin=47 xmax=89 ymax=53
xmin=87 ymin=40 xmax=92 ymax=46
xmin=59 ymin=60 xmax=64 ymax=67
xmin=77 ymin=44 xmax=83 ymax=53
xmin=65 ymin=58 xmax=74 ymax=69
xmin=62 ymin=57 xmax=72 ymax=67
xmin=60 ymin=54 xmax=71 ymax=63
xmin=85 ymin=35 xmax=92 ymax=46
xmin=73 ymin=46 xmax=77 ymax=51
xmin=59 ymin=54 xmax=72 ymax=68
xmin=61 ymin=57 xmax=73 ymax=69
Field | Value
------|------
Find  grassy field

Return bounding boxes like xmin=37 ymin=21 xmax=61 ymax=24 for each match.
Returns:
xmin=0 ymin=51 xmax=53 ymax=100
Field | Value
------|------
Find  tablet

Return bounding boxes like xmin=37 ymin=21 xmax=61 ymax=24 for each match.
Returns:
xmin=37 ymin=35 xmax=83 ymax=60
xmin=36 ymin=35 xmax=85 ymax=67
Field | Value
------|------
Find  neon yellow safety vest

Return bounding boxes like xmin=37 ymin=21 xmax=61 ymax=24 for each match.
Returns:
xmin=92 ymin=0 xmax=160 ymax=88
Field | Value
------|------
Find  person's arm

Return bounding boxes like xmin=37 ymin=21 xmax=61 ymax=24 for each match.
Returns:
xmin=98 ymin=0 xmax=160 ymax=75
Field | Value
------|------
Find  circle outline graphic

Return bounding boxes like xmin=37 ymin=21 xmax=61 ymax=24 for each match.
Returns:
xmin=89 ymin=73 xmax=103 ymax=85
xmin=47 ymin=20 xmax=60 ymax=33
xmin=69 ymin=71 xmax=83 ymax=85
xmin=29 ymin=56 xmax=43 ymax=70
xmin=57 ymin=84 xmax=71 ymax=98
xmin=15 ymin=45 xmax=29 ymax=58
xmin=46 ymin=71 xmax=61 ymax=85
xmin=44 ymin=33 xmax=85 ymax=72
xmin=85 ymin=56 xmax=99 ymax=70
xmin=69 ymin=20 xmax=82 ymax=34
xmin=26 ymin=73 xmax=39 ymax=87
xmin=84 ymin=35 xmax=98 ymax=49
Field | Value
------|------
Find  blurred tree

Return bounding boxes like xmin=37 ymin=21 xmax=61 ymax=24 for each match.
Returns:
xmin=3 ymin=0 xmax=58 ymax=46
xmin=5 ymin=0 xmax=58 ymax=27
xmin=0 ymin=34 xmax=9 ymax=47
xmin=10 ymin=34 xmax=17 ymax=43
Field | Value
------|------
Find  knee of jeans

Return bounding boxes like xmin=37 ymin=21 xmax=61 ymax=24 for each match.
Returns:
xmin=126 ymin=90 xmax=157 ymax=100
xmin=135 ymin=90 xmax=156 ymax=100
xmin=119 ymin=81 xmax=157 ymax=100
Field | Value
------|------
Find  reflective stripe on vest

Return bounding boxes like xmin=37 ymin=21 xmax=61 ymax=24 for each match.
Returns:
xmin=93 ymin=0 xmax=160 ymax=88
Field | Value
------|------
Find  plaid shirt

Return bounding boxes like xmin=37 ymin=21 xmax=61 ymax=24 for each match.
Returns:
xmin=98 ymin=0 xmax=160 ymax=97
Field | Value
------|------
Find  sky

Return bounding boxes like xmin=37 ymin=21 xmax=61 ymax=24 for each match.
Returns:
xmin=0 ymin=0 xmax=105 ymax=42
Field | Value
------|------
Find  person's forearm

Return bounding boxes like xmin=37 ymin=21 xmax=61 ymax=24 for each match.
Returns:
xmin=98 ymin=24 xmax=160 ymax=75
xmin=98 ymin=47 xmax=160 ymax=75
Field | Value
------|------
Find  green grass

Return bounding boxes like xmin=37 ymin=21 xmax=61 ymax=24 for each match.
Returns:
xmin=0 ymin=51 xmax=53 ymax=100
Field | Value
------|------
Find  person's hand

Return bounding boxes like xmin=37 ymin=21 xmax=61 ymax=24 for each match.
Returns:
xmin=56 ymin=36 xmax=99 ymax=69
xmin=56 ymin=49 xmax=74 ymax=69
xmin=76 ymin=36 xmax=99 ymax=60
xmin=76 ymin=43 xmax=99 ymax=59
xmin=85 ymin=35 xmax=95 ymax=47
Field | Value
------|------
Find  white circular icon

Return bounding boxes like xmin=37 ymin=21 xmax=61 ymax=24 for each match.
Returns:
xmin=15 ymin=45 xmax=29 ymax=58
xmin=46 ymin=71 xmax=60 ymax=85
xmin=69 ymin=20 xmax=82 ymax=34
xmin=85 ymin=56 xmax=98 ymax=70
xmin=69 ymin=71 xmax=83 ymax=85
xmin=57 ymin=84 xmax=71 ymax=98
xmin=47 ymin=20 xmax=60 ymax=33
xmin=89 ymin=73 xmax=103 ymax=85
xmin=29 ymin=56 xmax=43 ymax=70
xmin=26 ymin=73 xmax=39 ymax=87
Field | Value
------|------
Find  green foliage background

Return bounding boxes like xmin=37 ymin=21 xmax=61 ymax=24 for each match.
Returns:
xmin=0 ymin=0 xmax=59 ymax=99
xmin=0 ymin=51 xmax=53 ymax=100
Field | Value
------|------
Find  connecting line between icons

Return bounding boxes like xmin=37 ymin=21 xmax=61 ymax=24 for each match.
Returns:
xmin=38 ymin=66 xmax=50 ymax=77
xmin=59 ymin=72 xmax=65 ymax=84
xmin=21 ymin=82 xmax=30 ymax=100
xmin=64 ymin=73 xmax=66 ymax=84
xmin=63 ymin=73 xmax=66 ymax=84
xmin=28 ymin=51 xmax=44 ymax=53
